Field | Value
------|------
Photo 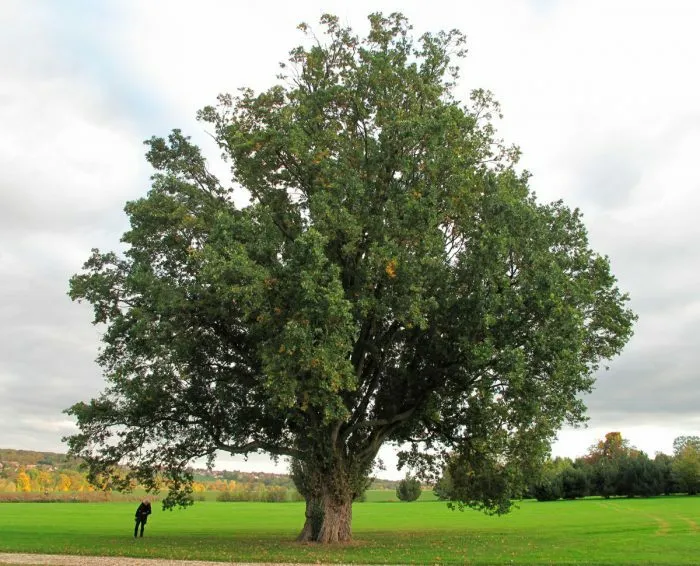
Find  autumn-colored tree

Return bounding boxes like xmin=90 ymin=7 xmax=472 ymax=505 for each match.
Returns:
xmin=67 ymin=471 xmax=86 ymax=492
xmin=584 ymin=432 xmax=638 ymax=465
xmin=26 ymin=467 xmax=41 ymax=490
xmin=16 ymin=470 xmax=31 ymax=493
xmin=38 ymin=470 xmax=54 ymax=492
xmin=58 ymin=474 xmax=72 ymax=492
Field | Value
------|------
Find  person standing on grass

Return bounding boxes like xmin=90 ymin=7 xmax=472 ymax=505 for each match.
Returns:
xmin=134 ymin=498 xmax=152 ymax=538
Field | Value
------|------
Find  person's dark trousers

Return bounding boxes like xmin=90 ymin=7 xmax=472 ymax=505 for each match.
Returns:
xmin=134 ymin=518 xmax=146 ymax=537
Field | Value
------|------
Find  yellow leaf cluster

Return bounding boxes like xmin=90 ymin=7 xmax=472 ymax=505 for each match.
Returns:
xmin=16 ymin=471 xmax=31 ymax=492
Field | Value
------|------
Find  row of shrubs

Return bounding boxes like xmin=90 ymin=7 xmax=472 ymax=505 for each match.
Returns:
xmin=0 ymin=491 xmax=152 ymax=503
xmin=530 ymin=454 xmax=695 ymax=501
xmin=0 ymin=488 xmax=303 ymax=504
xmin=214 ymin=485 xmax=304 ymax=502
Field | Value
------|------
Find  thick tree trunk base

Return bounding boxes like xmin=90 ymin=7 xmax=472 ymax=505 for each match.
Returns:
xmin=297 ymin=496 xmax=352 ymax=543
xmin=291 ymin=452 xmax=375 ymax=544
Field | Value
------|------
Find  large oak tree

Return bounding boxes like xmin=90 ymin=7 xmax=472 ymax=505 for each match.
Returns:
xmin=66 ymin=13 xmax=636 ymax=542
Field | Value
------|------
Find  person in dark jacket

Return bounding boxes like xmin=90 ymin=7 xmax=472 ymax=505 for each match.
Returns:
xmin=134 ymin=499 xmax=152 ymax=538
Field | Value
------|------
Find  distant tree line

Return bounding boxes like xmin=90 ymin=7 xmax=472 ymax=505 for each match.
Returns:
xmin=0 ymin=449 xmax=81 ymax=469
xmin=0 ymin=468 xmax=91 ymax=494
xmin=434 ymin=433 xmax=700 ymax=502
xmin=0 ymin=448 xmax=399 ymax=502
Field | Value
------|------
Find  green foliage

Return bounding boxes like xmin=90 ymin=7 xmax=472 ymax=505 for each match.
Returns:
xmin=672 ymin=436 xmax=700 ymax=495
xmin=432 ymin=465 xmax=454 ymax=501
xmin=65 ymin=12 xmax=636 ymax=538
xmin=588 ymin=458 xmax=619 ymax=499
xmin=672 ymin=435 xmax=700 ymax=454
xmin=525 ymin=433 xmax=697 ymax=501
xmin=560 ymin=466 xmax=589 ymax=499
xmin=531 ymin=473 xmax=563 ymax=501
xmin=530 ymin=457 xmax=570 ymax=501
xmin=395 ymin=475 xmax=422 ymax=502
xmin=215 ymin=484 xmax=290 ymax=502
xmin=654 ymin=452 xmax=679 ymax=495
xmin=617 ymin=454 xmax=662 ymax=497
xmin=353 ymin=488 xmax=369 ymax=502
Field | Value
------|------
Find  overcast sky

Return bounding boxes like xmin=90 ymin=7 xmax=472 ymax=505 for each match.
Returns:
xmin=1 ymin=0 xmax=699 ymax=479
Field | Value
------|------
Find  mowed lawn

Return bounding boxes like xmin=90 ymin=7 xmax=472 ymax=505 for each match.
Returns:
xmin=1 ymin=494 xmax=698 ymax=564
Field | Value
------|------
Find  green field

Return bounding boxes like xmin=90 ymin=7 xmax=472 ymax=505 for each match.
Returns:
xmin=1 ymin=493 xmax=698 ymax=564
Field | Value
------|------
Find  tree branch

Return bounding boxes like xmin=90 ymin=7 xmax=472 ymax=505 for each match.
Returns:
xmin=215 ymin=440 xmax=303 ymax=460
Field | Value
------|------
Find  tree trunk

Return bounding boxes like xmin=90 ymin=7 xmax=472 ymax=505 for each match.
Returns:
xmin=296 ymin=497 xmax=321 ymax=542
xmin=297 ymin=489 xmax=353 ymax=543
xmin=291 ymin=433 xmax=378 ymax=544
xmin=318 ymin=493 xmax=352 ymax=543
xmin=292 ymin=453 xmax=369 ymax=543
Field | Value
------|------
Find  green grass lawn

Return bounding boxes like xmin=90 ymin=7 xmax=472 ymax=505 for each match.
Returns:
xmin=0 ymin=495 xmax=698 ymax=564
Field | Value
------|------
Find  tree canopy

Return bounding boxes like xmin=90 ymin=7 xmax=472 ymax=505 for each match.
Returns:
xmin=396 ymin=474 xmax=422 ymax=502
xmin=583 ymin=431 xmax=639 ymax=465
xmin=672 ymin=436 xmax=700 ymax=495
xmin=66 ymin=13 xmax=636 ymax=542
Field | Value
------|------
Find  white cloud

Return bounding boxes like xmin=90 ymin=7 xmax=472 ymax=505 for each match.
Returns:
xmin=0 ymin=1 xmax=147 ymax=454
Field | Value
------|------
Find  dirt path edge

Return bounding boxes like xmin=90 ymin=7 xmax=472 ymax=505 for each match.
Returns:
xmin=0 ymin=553 xmax=374 ymax=566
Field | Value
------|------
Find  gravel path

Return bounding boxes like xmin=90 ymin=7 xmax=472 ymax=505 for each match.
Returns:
xmin=0 ymin=555 xmax=340 ymax=566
